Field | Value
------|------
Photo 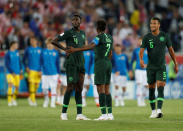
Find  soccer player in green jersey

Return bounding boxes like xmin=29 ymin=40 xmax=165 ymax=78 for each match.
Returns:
xmin=51 ymin=14 xmax=90 ymax=120
xmin=67 ymin=19 xmax=114 ymax=120
xmin=140 ymin=17 xmax=179 ymax=118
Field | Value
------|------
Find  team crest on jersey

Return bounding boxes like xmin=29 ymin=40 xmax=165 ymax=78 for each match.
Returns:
xmin=53 ymin=52 xmax=56 ymax=56
xmin=16 ymin=53 xmax=19 ymax=56
xmin=82 ymin=34 xmax=85 ymax=39
xmin=38 ymin=50 xmax=41 ymax=54
xmin=120 ymin=56 xmax=125 ymax=60
xmin=86 ymin=52 xmax=90 ymax=56
xmin=69 ymin=77 xmax=73 ymax=81
xmin=160 ymin=36 xmax=165 ymax=42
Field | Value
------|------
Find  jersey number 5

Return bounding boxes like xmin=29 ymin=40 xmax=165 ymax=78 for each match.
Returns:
xmin=105 ymin=43 xmax=111 ymax=56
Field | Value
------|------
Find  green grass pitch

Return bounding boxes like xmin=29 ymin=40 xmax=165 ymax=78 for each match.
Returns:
xmin=0 ymin=98 xmax=183 ymax=131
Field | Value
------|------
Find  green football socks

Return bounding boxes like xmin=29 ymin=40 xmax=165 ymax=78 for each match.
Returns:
xmin=106 ymin=94 xmax=112 ymax=113
xmin=157 ymin=86 xmax=164 ymax=109
xmin=149 ymin=88 xmax=156 ymax=110
xmin=62 ymin=91 xmax=72 ymax=113
xmin=99 ymin=93 xmax=106 ymax=114
xmin=75 ymin=91 xmax=82 ymax=114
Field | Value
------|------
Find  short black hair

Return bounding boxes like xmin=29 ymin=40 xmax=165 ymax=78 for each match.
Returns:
xmin=96 ymin=19 xmax=106 ymax=32
xmin=151 ymin=17 xmax=161 ymax=23
xmin=10 ymin=41 xmax=17 ymax=47
xmin=72 ymin=13 xmax=82 ymax=20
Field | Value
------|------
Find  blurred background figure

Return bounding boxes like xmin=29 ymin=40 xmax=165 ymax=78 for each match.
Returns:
xmin=129 ymin=37 xmax=148 ymax=107
xmin=5 ymin=41 xmax=22 ymax=106
xmin=113 ymin=44 xmax=129 ymax=107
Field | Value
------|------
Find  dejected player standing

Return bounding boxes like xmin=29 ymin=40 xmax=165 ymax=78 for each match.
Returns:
xmin=51 ymin=13 xmax=90 ymax=120
xmin=140 ymin=17 xmax=179 ymax=118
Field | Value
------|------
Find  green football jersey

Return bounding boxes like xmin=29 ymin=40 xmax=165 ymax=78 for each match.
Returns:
xmin=94 ymin=33 xmax=113 ymax=62
xmin=57 ymin=28 xmax=86 ymax=66
xmin=141 ymin=31 xmax=172 ymax=69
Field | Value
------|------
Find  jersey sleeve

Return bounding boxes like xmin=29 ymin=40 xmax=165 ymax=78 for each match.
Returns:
xmin=141 ymin=36 xmax=147 ymax=48
xmin=5 ymin=52 xmax=13 ymax=73
xmin=57 ymin=31 xmax=69 ymax=41
xmin=125 ymin=55 xmax=130 ymax=71
xmin=92 ymin=36 xmax=100 ymax=45
xmin=166 ymin=33 xmax=172 ymax=48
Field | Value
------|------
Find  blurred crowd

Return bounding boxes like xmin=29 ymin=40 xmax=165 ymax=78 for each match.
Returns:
xmin=0 ymin=0 xmax=183 ymax=52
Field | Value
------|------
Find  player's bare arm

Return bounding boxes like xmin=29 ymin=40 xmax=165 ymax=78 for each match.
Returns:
xmin=168 ymin=46 xmax=179 ymax=73
xmin=66 ymin=43 xmax=96 ymax=53
xmin=51 ymin=37 xmax=67 ymax=51
xmin=139 ymin=48 xmax=145 ymax=68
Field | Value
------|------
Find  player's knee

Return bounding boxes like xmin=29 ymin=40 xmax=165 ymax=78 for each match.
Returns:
xmin=148 ymin=83 xmax=155 ymax=88
xmin=8 ymin=83 xmax=13 ymax=87
xmin=157 ymin=81 xmax=166 ymax=87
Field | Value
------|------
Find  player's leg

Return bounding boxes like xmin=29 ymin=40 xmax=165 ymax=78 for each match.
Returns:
xmin=12 ymin=75 xmax=20 ymax=106
xmin=50 ymin=75 xmax=58 ymax=108
xmin=105 ymin=84 xmax=114 ymax=120
xmin=82 ymin=74 xmax=90 ymax=107
xmin=135 ymin=70 xmax=144 ymax=106
xmin=91 ymin=74 xmax=99 ymax=106
xmin=156 ymin=67 xmax=167 ymax=118
xmin=42 ymin=75 xmax=49 ymax=108
xmin=94 ymin=60 xmax=111 ymax=120
xmin=28 ymin=70 xmax=37 ymax=106
xmin=56 ymin=80 xmax=61 ymax=105
xmin=113 ymin=75 xmax=120 ymax=107
xmin=114 ymin=85 xmax=119 ymax=107
xmin=120 ymin=76 xmax=127 ymax=106
xmin=94 ymin=84 xmax=108 ymax=120
xmin=61 ymin=65 xmax=76 ymax=120
xmin=75 ymin=72 xmax=90 ymax=120
xmin=141 ymin=70 xmax=148 ymax=106
xmin=57 ymin=75 xmax=67 ymax=105
xmin=147 ymin=69 xmax=157 ymax=118
xmin=6 ymin=74 xmax=14 ymax=106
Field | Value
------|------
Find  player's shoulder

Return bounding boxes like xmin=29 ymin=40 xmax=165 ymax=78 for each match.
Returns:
xmin=160 ymin=31 xmax=169 ymax=37
xmin=143 ymin=32 xmax=152 ymax=38
xmin=80 ymin=30 xmax=85 ymax=34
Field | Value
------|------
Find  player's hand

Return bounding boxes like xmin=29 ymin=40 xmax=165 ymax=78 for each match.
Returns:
xmin=174 ymin=64 xmax=179 ymax=74
xmin=12 ymin=73 xmax=16 ymax=77
xmin=38 ymin=72 xmax=42 ymax=77
xmin=115 ymin=72 xmax=120 ymax=76
xmin=66 ymin=46 xmax=76 ymax=54
xmin=88 ymin=75 xmax=91 ymax=79
xmin=26 ymin=68 xmax=30 ymax=73
xmin=140 ymin=60 xmax=145 ymax=68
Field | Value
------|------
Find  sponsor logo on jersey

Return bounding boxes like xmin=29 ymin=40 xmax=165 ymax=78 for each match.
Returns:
xmin=38 ymin=50 xmax=41 ymax=54
xmin=82 ymin=34 xmax=85 ymax=39
xmin=160 ymin=36 xmax=165 ymax=42
xmin=60 ymin=33 xmax=64 ymax=36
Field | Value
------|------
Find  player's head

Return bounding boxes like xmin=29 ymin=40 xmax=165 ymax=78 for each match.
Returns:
xmin=45 ymin=37 xmax=54 ymax=49
xmin=114 ymin=44 xmax=122 ymax=54
xmin=71 ymin=13 xmax=81 ymax=29
xmin=96 ymin=19 xmax=106 ymax=33
xmin=10 ymin=41 xmax=18 ymax=50
xmin=137 ymin=37 xmax=143 ymax=47
xmin=150 ymin=17 xmax=160 ymax=32
xmin=30 ymin=36 xmax=38 ymax=47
